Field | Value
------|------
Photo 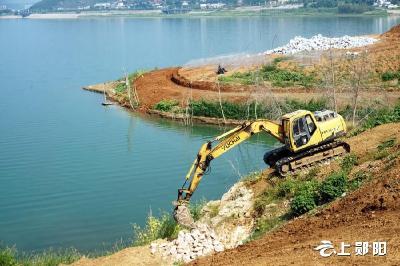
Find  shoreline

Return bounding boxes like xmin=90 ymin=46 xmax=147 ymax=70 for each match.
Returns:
xmin=80 ymin=27 xmax=400 ymax=126
xmin=0 ymin=8 xmax=393 ymax=20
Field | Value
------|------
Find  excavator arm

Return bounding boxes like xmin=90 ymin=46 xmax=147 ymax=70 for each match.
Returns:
xmin=173 ymin=120 xmax=283 ymax=227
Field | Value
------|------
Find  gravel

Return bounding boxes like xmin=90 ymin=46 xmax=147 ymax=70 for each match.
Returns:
xmin=264 ymin=34 xmax=377 ymax=55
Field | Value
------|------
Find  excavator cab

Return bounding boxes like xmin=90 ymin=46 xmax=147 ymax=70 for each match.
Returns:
xmin=291 ymin=114 xmax=317 ymax=148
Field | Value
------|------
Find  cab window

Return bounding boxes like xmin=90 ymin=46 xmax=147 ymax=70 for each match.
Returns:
xmin=305 ymin=115 xmax=316 ymax=135
xmin=292 ymin=115 xmax=316 ymax=148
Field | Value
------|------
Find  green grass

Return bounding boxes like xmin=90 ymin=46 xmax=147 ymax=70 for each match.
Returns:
xmin=348 ymin=170 xmax=371 ymax=191
xmin=0 ymin=246 xmax=81 ymax=266
xmin=132 ymin=212 xmax=180 ymax=246
xmin=350 ymin=102 xmax=400 ymax=136
xmin=378 ymin=138 xmax=396 ymax=151
xmin=218 ymin=58 xmax=315 ymax=88
xmin=241 ymin=171 xmax=262 ymax=185
xmin=115 ymin=83 xmax=127 ymax=94
xmin=260 ymin=63 xmax=315 ymax=88
xmin=381 ymin=71 xmax=400 ymax=82
xmin=189 ymin=199 xmax=207 ymax=222
xmin=374 ymin=138 xmax=396 ymax=160
xmin=340 ymin=153 xmax=358 ymax=174
xmin=128 ymin=70 xmax=147 ymax=84
xmin=318 ymin=171 xmax=348 ymax=204
xmin=208 ymin=204 xmax=220 ymax=219
xmin=250 ymin=216 xmax=282 ymax=240
xmin=184 ymin=98 xmax=328 ymax=120
xmin=153 ymin=99 xmax=180 ymax=112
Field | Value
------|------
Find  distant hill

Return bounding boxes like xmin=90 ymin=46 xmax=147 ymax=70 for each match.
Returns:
xmin=30 ymin=0 xmax=98 ymax=11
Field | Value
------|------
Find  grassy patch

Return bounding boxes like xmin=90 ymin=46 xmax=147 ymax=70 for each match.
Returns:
xmin=318 ymin=172 xmax=348 ymax=204
xmin=251 ymin=217 xmax=282 ymax=240
xmin=240 ymin=171 xmax=262 ymax=185
xmin=374 ymin=138 xmax=397 ymax=160
xmin=381 ymin=71 xmax=400 ymax=82
xmin=115 ymin=83 xmax=127 ymax=94
xmin=378 ymin=138 xmax=396 ymax=151
xmin=208 ymin=204 xmax=220 ymax=218
xmin=0 ymin=246 xmax=81 ymax=266
xmin=218 ymin=58 xmax=315 ymax=88
xmin=260 ymin=63 xmax=315 ymax=88
xmin=153 ymin=100 xmax=180 ymax=112
xmin=340 ymin=153 xmax=358 ymax=174
xmin=351 ymin=102 xmax=400 ymax=135
xmin=128 ymin=70 xmax=147 ymax=84
xmin=290 ymin=190 xmax=318 ymax=216
xmin=133 ymin=212 xmax=180 ymax=246
xmin=186 ymin=98 xmax=327 ymax=120
xmin=218 ymin=72 xmax=254 ymax=85
xmin=189 ymin=199 xmax=206 ymax=222
xmin=348 ymin=170 xmax=371 ymax=191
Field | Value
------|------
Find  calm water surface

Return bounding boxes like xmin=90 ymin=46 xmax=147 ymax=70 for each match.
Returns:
xmin=0 ymin=15 xmax=399 ymax=252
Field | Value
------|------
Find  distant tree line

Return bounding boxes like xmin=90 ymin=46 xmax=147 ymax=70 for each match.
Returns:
xmin=29 ymin=0 xmax=382 ymax=13
xmin=303 ymin=0 xmax=376 ymax=13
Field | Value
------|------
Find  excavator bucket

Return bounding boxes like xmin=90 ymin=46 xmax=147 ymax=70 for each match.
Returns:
xmin=173 ymin=204 xmax=195 ymax=228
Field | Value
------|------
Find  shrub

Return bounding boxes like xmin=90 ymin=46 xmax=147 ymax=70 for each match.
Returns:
xmin=290 ymin=190 xmax=317 ymax=216
xmin=381 ymin=71 xmax=399 ymax=82
xmin=133 ymin=213 xmax=180 ymax=246
xmin=318 ymin=172 xmax=348 ymax=204
xmin=187 ymin=98 xmax=328 ymax=120
xmin=281 ymin=98 xmax=328 ymax=113
xmin=154 ymin=100 xmax=179 ymax=112
xmin=362 ymin=103 xmax=400 ymax=129
xmin=276 ymin=178 xmax=298 ymax=198
xmin=290 ymin=180 xmax=319 ymax=216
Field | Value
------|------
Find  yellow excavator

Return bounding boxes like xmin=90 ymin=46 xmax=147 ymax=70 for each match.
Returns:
xmin=173 ymin=109 xmax=350 ymax=227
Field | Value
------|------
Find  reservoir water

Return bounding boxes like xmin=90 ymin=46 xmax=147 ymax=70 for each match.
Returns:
xmin=1 ymin=15 xmax=399 ymax=252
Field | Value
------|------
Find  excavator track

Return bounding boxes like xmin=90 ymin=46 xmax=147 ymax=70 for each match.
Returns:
xmin=275 ymin=141 xmax=350 ymax=176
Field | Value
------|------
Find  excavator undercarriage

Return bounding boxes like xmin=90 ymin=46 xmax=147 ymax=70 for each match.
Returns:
xmin=268 ymin=141 xmax=350 ymax=176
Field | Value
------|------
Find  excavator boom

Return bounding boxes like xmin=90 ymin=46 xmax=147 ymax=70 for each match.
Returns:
xmin=174 ymin=120 xmax=283 ymax=227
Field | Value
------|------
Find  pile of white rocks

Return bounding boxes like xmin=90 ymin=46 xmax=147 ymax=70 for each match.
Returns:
xmin=265 ymin=34 xmax=377 ymax=55
xmin=150 ymin=224 xmax=224 ymax=263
